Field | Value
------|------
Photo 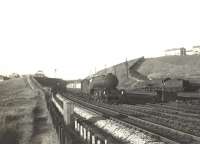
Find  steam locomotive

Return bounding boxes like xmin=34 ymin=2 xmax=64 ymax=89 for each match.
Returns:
xmin=66 ymin=73 xmax=123 ymax=103
xmin=66 ymin=73 xmax=161 ymax=104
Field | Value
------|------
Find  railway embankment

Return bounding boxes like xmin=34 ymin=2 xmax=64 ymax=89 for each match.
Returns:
xmin=0 ymin=77 xmax=58 ymax=144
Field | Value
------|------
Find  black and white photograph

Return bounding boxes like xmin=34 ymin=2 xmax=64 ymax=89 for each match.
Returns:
xmin=0 ymin=0 xmax=200 ymax=144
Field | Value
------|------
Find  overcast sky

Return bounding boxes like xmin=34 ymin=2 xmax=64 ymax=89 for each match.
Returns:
xmin=0 ymin=0 xmax=200 ymax=79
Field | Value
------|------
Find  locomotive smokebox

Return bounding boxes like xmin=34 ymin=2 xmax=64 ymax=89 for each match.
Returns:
xmin=90 ymin=73 xmax=119 ymax=90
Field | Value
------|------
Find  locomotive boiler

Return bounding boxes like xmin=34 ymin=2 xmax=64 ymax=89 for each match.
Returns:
xmin=88 ymin=73 xmax=121 ymax=103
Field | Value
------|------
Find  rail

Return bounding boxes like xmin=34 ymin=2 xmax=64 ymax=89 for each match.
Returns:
xmin=61 ymin=93 xmax=198 ymax=144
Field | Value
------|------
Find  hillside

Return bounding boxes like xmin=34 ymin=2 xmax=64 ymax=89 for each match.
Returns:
xmin=96 ymin=58 xmax=141 ymax=89
xmin=138 ymin=55 xmax=200 ymax=79
xmin=96 ymin=55 xmax=200 ymax=89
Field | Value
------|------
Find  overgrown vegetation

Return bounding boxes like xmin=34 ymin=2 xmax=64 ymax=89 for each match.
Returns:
xmin=0 ymin=78 xmax=58 ymax=144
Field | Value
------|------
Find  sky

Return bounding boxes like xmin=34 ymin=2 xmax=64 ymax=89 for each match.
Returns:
xmin=0 ymin=0 xmax=200 ymax=79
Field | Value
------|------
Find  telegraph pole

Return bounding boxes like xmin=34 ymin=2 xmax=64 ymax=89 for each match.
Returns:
xmin=104 ymin=64 xmax=107 ymax=74
xmin=113 ymin=65 xmax=117 ymax=75
xmin=54 ymin=68 xmax=57 ymax=78
xmin=125 ymin=58 xmax=129 ymax=79
xmin=161 ymin=80 xmax=165 ymax=102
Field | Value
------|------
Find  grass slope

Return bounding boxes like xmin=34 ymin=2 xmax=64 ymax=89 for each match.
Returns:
xmin=96 ymin=59 xmax=139 ymax=89
xmin=0 ymin=78 xmax=58 ymax=144
xmin=138 ymin=55 xmax=200 ymax=79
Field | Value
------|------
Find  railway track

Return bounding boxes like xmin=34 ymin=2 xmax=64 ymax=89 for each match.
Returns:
xmin=117 ymin=104 xmax=200 ymax=137
xmin=160 ymin=102 xmax=200 ymax=113
xmin=62 ymin=92 xmax=200 ymax=144
xmin=148 ymin=103 xmax=200 ymax=115
xmin=100 ymin=103 xmax=200 ymax=143
xmin=123 ymin=104 xmax=200 ymax=125
xmin=166 ymin=102 xmax=200 ymax=110
xmin=134 ymin=104 xmax=200 ymax=119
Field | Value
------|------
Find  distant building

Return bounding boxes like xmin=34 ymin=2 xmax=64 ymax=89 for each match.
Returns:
xmin=35 ymin=70 xmax=46 ymax=77
xmin=185 ymin=45 xmax=200 ymax=55
xmin=165 ymin=48 xmax=186 ymax=56
xmin=0 ymin=75 xmax=9 ymax=81
xmin=0 ymin=75 xmax=4 ymax=81
xmin=9 ymin=73 xmax=20 ymax=79
xmin=186 ymin=49 xmax=193 ymax=55
xmin=192 ymin=45 xmax=200 ymax=55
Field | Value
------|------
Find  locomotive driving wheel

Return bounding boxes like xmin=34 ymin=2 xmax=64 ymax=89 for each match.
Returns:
xmin=120 ymin=89 xmax=127 ymax=103
xmin=103 ymin=89 xmax=108 ymax=103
